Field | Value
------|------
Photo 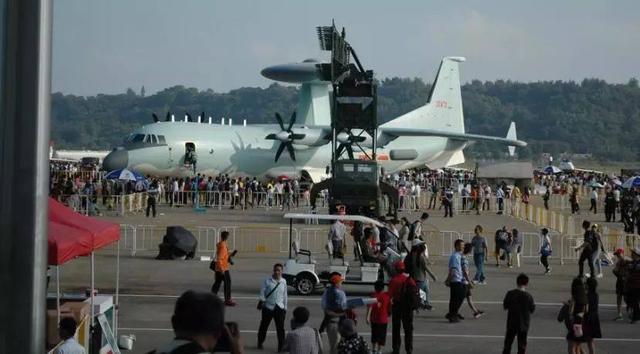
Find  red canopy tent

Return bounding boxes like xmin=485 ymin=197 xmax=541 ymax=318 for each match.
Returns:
xmin=49 ymin=198 xmax=120 ymax=256
xmin=47 ymin=198 xmax=121 ymax=337
xmin=48 ymin=222 xmax=92 ymax=266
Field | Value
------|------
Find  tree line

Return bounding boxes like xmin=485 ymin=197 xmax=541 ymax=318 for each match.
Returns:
xmin=51 ymin=77 xmax=640 ymax=161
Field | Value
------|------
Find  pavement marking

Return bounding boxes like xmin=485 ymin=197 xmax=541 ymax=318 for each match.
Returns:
xmin=114 ymin=293 xmax=618 ymax=307
xmin=118 ymin=328 xmax=640 ymax=342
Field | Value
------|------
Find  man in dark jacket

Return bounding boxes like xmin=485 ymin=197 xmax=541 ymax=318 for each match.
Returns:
xmin=604 ymin=188 xmax=616 ymax=222
xmin=502 ymin=273 xmax=535 ymax=354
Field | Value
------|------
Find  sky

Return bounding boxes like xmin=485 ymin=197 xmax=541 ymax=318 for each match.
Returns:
xmin=52 ymin=0 xmax=640 ymax=96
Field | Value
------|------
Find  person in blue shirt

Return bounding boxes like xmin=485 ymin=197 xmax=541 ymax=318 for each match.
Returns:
xmin=320 ymin=274 xmax=348 ymax=353
xmin=470 ymin=225 xmax=488 ymax=284
xmin=446 ymin=239 xmax=466 ymax=323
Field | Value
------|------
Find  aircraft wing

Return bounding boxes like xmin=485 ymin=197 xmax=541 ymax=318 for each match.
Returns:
xmin=378 ymin=127 xmax=527 ymax=147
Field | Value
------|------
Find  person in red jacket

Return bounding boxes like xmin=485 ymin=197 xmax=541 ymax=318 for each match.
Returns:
xmin=367 ymin=280 xmax=391 ymax=354
xmin=388 ymin=261 xmax=416 ymax=354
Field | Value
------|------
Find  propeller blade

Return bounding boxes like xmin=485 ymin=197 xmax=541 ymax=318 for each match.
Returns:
xmin=275 ymin=113 xmax=285 ymax=130
xmin=152 ymin=113 xmax=159 ymax=123
xmin=186 ymin=113 xmax=193 ymax=122
xmin=265 ymin=133 xmax=278 ymax=140
xmin=336 ymin=144 xmax=345 ymax=157
xmin=201 ymin=112 xmax=206 ymax=123
xmin=290 ymin=134 xmax=306 ymax=140
xmin=346 ymin=145 xmax=355 ymax=160
xmin=287 ymin=111 xmax=297 ymax=131
xmin=165 ymin=111 xmax=171 ymax=121
xmin=352 ymin=135 xmax=367 ymax=143
xmin=285 ymin=142 xmax=296 ymax=161
xmin=275 ymin=143 xmax=286 ymax=162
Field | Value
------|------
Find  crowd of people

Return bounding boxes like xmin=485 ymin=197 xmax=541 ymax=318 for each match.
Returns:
xmin=536 ymin=169 xmax=640 ymax=235
xmin=144 ymin=210 xmax=640 ymax=354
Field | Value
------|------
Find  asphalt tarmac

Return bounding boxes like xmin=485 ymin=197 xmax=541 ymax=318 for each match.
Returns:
xmin=55 ymin=204 xmax=640 ymax=354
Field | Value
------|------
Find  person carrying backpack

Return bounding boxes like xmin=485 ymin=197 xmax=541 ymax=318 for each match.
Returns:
xmin=388 ymin=261 xmax=418 ymax=354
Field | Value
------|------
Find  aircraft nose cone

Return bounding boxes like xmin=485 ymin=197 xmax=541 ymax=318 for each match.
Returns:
xmin=102 ymin=149 xmax=128 ymax=171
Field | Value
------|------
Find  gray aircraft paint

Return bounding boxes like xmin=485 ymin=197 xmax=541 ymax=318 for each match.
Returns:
xmin=104 ymin=57 xmax=525 ymax=181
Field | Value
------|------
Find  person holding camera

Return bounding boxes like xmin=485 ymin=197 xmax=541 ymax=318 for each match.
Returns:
xmin=257 ymin=263 xmax=288 ymax=351
xmin=150 ymin=290 xmax=244 ymax=354
xmin=211 ymin=231 xmax=237 ymax=306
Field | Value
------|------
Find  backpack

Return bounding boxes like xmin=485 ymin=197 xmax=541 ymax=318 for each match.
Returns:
xmin=584 ymin=231 xmax=598 ymax=251
xmin=402 ymin=277 xmax=420 ymax=310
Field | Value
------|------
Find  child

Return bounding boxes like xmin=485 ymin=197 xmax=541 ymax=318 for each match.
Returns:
xmin=366 ymin=280 xmax=390 ymax=354
xmin=463 ymin=243 xmax=484 ymax=318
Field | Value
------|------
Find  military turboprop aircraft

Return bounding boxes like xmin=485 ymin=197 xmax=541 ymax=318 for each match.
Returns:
xmin=102 ymin=57 xmax=526 ymax=182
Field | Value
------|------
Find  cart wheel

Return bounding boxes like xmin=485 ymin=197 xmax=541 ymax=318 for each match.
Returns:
xmin=295 ymin=273 xmax=315 ymax=295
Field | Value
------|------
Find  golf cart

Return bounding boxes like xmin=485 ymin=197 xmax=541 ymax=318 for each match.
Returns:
xmin=282 ymin=213 xmax=407 ymax=295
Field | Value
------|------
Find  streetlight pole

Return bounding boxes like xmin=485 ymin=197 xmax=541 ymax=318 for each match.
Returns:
xmin=0 ymin=0 xmax=53 ymax=352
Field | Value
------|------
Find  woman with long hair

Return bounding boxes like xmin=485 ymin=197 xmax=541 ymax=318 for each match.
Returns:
xmin=584 ymin=278 xmax=602 ymax=354
xmin=569 ymin=277 xmax=588 ymax=354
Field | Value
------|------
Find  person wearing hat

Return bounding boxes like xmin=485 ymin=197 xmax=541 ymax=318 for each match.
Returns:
xmin=320 ymin=273 xmax=348 ymax=354
xmin=539 ymin=228 xmax=553 ymax=275
xmin=336 ymin=319 xmax=369 ymax=354
xmin=626 ymin=247 xmax=640 ymax=323
xmin=405 ymin=238 xmax=437 ymax=310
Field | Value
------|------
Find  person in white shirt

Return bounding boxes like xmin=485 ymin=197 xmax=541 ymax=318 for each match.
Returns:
xmin=55 ymin=317 xmax=85 ymax=354
xmin=496 ymin=187 xmax=505 ymax=214
xmin=172 ymin=178 xmax=179 ymax=205
xmin=589 ymin=188 xmax=598 ymax=214
xmin=483 ymin=185 xmax=492 ymax=211
xmin=257 ymin=263 xmax=288 ymax=351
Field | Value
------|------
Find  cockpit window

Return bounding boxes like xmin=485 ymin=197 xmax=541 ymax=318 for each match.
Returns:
xmin=124 ymin=133 xmax=166 ymax=147
xmin=129 ymin=134 xmax=145 ymax=143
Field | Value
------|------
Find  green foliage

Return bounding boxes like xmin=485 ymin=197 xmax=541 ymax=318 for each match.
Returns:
xmin=51 ymin=78 xmax=640 ymax=161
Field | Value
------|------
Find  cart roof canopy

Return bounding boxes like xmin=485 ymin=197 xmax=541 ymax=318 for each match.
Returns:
xmin=283 ymin=213 xmax=385 ymax=227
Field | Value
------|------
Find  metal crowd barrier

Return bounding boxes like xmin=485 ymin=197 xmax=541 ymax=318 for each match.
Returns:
xmin=119 ymin=224 xmax=238 ymax=256
xmin=560 ymin=231 xmax=640 ymax=265
xmin=158 ymin=191 xmax=321 ymax=212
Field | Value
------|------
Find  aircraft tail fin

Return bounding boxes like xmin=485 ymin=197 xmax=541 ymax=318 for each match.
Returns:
xmin=296 ymin=83 xmax=331 ymax=127
xmin=506 ymin=122 xmax=517 ymax=156
xmin=383 ymin=56 xmax=466 ymax=133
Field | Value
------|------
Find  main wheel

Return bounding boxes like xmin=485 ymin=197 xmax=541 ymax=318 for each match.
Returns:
xmin=295 ymin=273 xmax=316 ymax=296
